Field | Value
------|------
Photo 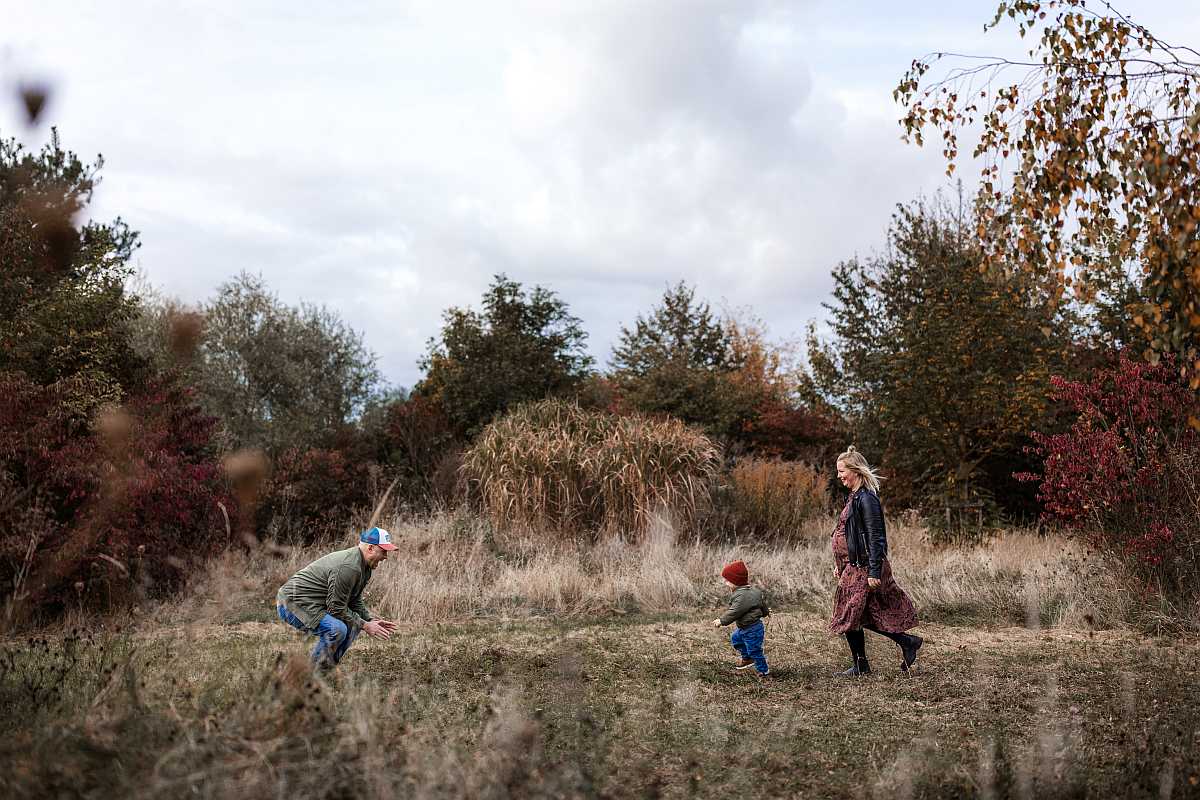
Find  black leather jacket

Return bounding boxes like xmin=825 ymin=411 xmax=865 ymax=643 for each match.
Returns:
xmin=844 ymin=488 xmax=887 ymax=579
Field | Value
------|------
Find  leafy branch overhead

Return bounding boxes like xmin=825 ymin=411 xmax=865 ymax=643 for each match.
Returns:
xmin=895 ymin=0 xmax=1200 ymax=382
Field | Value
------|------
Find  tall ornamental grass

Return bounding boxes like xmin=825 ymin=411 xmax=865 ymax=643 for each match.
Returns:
xmin=719 ymin=458 xmax=827 ymax=541
xmin=461 ymin=399 xmax=720 ymax=538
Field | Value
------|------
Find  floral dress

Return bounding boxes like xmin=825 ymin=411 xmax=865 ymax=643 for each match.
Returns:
xmin=829 ymin=490 xmax=918 ymax=634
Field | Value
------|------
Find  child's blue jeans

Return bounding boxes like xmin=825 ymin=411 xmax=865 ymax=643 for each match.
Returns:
xmin=277 ymin=605 xmax=361 ymax=667
xmin=730 ymin=619 xmax=768 ymax=674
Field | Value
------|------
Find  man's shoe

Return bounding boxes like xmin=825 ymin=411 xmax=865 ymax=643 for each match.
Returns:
xmin=735 ymin=658 xmax=755 ymax=670
xmin=900 ymin=635 xmax=923 ymax=672
xmin=837 ymin=657 xmax=871 ymax=677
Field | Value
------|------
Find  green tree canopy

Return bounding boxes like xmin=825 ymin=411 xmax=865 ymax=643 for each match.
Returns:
xmin=0 ymin=130 xmax=146 ymax=408
xmin=416 ymin=274 xmax=593 ymax=438
xmin=610 ymin=282 xmax=753 ymax=442
xmin=145 ymin=272 xmax=383 ymax=454
xmin=806 ymin=195 xmax=1082 ymax=511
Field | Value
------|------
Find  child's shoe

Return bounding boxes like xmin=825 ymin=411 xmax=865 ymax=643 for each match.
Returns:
xmin=734 ymin=658 xmax=755 ymax=670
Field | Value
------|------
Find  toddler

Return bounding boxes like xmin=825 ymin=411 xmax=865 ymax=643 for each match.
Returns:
xmin=712 ymin=560 xmax=771 ymax=678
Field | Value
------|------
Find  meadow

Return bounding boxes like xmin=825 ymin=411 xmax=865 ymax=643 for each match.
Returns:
xmin=3 ymin=511 xmax=1197 ymax=799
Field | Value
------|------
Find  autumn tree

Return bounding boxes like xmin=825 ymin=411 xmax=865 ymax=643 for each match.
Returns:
xmin=0 ymin=131 xmax=232 ymax=616
xmin=896 ymin=0 xmax=1200 ymax=383
xmin=724 ymin=312 xmax=844 ymax=465
xmin=807 ymin=195 xmax=1082 ymax=512
xmin=417 ymin=274 xmax=593 ymax=439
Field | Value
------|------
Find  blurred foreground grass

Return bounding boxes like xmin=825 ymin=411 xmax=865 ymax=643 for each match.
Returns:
xmin=2 ymin=611 xmax=1198 ymax=799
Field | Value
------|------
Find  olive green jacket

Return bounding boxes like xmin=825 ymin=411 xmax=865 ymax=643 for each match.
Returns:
xmin=719 ymin=585 xmax=770 ymax=629
xmin=276 ymin=546 xmax=374 ymax=632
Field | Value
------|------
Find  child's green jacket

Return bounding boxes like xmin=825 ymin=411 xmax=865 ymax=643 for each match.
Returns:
xmin=720 ymin=585 xmax=770 ymax=628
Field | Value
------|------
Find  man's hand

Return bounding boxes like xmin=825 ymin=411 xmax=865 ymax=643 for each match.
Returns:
xmin=712 ymin=618 xmax=722 ymax=627
xmin=867 ymin=577 xmax=881 ymax=591
xmin=376 ymin=619 xmax=399 ymax=631
xmin=363 ymin=620 xmax=392 ymax=640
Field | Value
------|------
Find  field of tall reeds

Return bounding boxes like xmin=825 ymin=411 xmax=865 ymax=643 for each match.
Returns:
xmin=461 ymin=400 xmax=720 ymax=538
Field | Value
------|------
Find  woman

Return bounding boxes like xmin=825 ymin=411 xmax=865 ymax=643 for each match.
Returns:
xmin=829 ymin=446 xmax=921 ymax=675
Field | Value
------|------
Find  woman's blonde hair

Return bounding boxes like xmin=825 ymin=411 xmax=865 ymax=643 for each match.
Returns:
xmin=837 ymin=445 xmax=883 ymax=493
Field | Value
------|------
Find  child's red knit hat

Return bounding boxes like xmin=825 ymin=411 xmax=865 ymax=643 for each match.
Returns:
xmin=721 ymin=560 xmax=749 ymax=586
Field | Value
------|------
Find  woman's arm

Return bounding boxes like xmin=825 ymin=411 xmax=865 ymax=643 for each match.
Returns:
xmin=861 ymin=492 xmax=887 ymax=579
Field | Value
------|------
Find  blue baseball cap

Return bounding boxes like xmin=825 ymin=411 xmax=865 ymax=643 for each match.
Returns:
xmin=360 ymin=527 xmax=397 ymax=550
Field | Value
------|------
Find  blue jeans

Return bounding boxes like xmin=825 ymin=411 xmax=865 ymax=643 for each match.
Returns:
xmin=730 ymin=620 xmax=768 ymax=674
xmin=277 ymin=605 xmax=361 ymax=667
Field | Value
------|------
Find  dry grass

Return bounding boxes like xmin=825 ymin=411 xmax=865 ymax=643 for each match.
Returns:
xmin=461 ymin=400 xmax=720 ymax=538
xmin=162 ymin=509 xmax=1168 ymax=634
xmin=720 ymin=458 xmax=826 ymax=540
xmin=4 ymin=509 xmax=1198 ymax=798
xmin=2 ymin=611 xmax=1197 ymax=798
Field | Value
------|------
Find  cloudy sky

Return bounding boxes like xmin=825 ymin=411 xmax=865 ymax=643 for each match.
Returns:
xmin=4 ymin=1 xmax=1197 ymax=389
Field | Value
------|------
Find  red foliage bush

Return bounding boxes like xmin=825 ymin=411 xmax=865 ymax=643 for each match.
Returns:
xmin=259 ymin=445 xmax=377 ymax=542
xmin=737 ymin=397 xmax=844 ymax=466
xmin=384 ymin=394 xmax=459 ymax=503
xmin=0 ymin=373 xmax=232 ymax=619
xmin=1018 ymin=353 xmax=1200 ymax=598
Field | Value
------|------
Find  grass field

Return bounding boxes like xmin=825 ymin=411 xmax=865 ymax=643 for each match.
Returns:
xmin=2 ymin=611 xmax=1198 ymax=798
xmin=3 ymin=514 xmax=1198 ymax=798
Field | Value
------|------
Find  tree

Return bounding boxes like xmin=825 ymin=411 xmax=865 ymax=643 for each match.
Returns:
xmin=185 ymin=272 xmax=382 ymax=453
xmin=896 ymin=0 xmax=1200 ymax=383
xmin=0 ymin=131 xmax=233 ymax=620
xmin=0 ymin=131 xmax=146 ymax=407
xmin=610 ymin=282 xmax=750 ymax=440
xmin=417 ymin=274 xmax=593 ymax=438
xmin=723 ymin=312 xmax=844 ymax=465
xmin=806 ymin=195 xmax=1081 ymax=512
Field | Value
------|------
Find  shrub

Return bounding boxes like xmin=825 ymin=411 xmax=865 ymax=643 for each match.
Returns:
xmin=1019 ymin=353 xmax=1200 ymax=608
xmin=259 ymin=446 xmax=378 ymax=542
xmin=0 ymin=373 xmax=232 ymax=621
xmin=384 ymin=394 xmax=460 ymax=504
xmin=461 ymin=399 xmax=720 ymax=538
xmin=716 ymin=459 xmax=827 ymax=541
xmin=737 ymin=398 xmax=845 ymax=465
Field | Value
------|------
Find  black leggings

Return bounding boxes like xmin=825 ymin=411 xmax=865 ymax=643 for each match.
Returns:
xmin=846 ymin=626 xmax=914 ymax=659
xmin=866 ymin=624 xmax=914 ymax=648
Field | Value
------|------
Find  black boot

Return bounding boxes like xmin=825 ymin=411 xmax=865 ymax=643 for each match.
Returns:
xmin=866 ymin=625 xmax=923 ymax=671
xmin=899 ymin=634 xmax=923 ymax=671
xmin=838 ymin=629 xmax=870 ymax=676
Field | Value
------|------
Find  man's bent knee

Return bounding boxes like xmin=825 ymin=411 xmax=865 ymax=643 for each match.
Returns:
xmin=321 ymin=617 xmax=348 ymax=643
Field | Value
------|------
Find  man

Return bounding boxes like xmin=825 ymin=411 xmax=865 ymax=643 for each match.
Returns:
xmin=276 ymin=527 xmax=399 ymax=669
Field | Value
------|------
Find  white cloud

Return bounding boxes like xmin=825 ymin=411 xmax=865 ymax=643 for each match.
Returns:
xmin=3 ymin=0 xmax=1195 ymax=387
